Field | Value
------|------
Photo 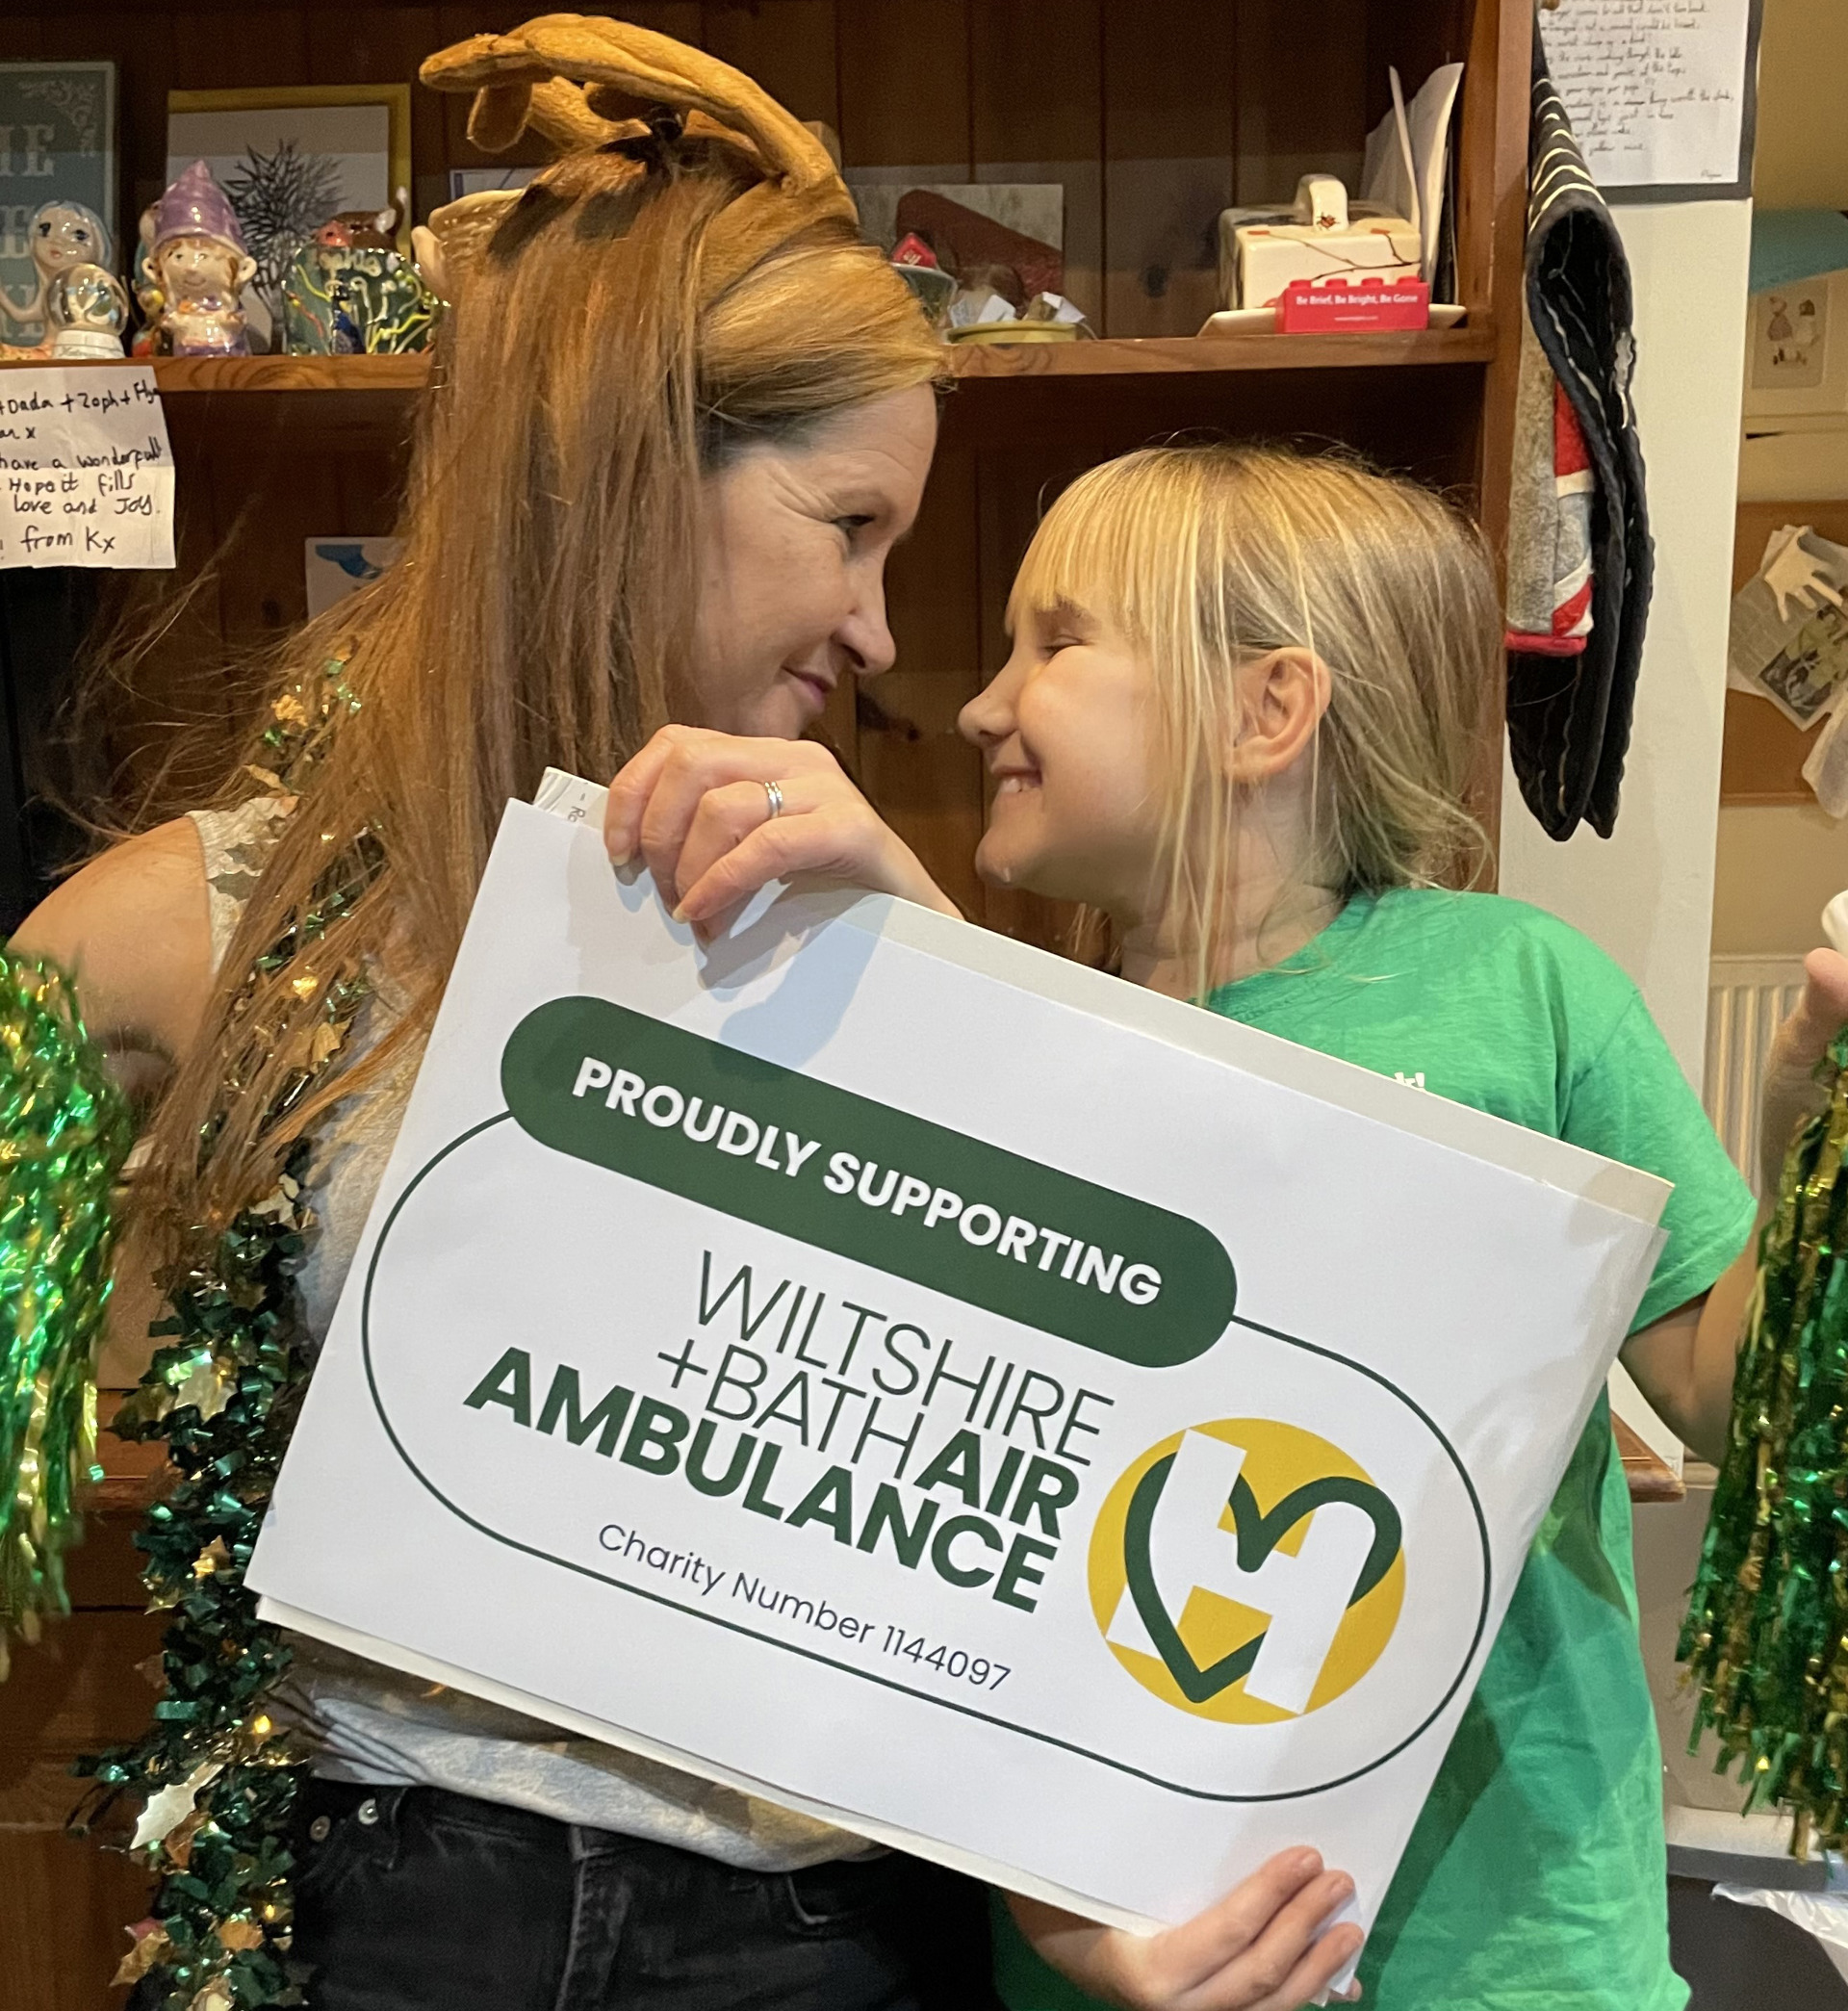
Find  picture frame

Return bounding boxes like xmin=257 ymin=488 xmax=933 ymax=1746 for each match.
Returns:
xmin=1742 ymin=269 xmax=1848 ymax=430
xmin=0 ymin=61 xmax=117 ymax=348
xmin=167 ymin=85 xmax=412 ymax=337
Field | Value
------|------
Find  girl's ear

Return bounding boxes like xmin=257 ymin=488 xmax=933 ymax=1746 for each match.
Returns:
xmin=1226 ymin=646 xmax=1331 ymax=786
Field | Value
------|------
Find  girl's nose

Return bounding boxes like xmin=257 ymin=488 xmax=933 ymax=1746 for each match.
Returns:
xmin=960 ymin=652 xmax=1024 ymax=746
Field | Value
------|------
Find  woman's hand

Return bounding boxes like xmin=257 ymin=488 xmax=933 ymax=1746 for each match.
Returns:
xmin=1758 ymin=946 xmax=1848 ymax=1197
xmin=1011 ymin=1849 xmax=1363 ymax=2011
xmin=604 ymin=727 xmax=961 ymax=933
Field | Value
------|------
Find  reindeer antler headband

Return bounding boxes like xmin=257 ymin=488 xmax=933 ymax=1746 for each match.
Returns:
xmin=419 ymin=13 xmax=857 ymax=293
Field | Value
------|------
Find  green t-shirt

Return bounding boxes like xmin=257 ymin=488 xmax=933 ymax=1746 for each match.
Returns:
xmin=991 ymin=888 xmax=1756 ymax=2011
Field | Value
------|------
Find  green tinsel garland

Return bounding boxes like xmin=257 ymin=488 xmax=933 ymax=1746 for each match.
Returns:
xmin=67 ymin=652 xmax=379 ymax=2010
xmin=84 ymin=1147 xmax=321 ymax=2007
xmin=0 ymin=953 xmax=132 ymax=1675
xmin=1681 ymin=1027 xmax=1848 ymax=1852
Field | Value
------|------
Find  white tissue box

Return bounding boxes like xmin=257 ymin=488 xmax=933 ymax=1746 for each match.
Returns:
xmin=1222 ymin=215 xmax=1421 ymax=310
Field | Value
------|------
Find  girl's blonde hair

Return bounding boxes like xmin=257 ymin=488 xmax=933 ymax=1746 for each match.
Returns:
xmin=140 ymin=33 xmax=943 ymax=1250
xmin=1007 ymin=443 xmax=1497 ymax=990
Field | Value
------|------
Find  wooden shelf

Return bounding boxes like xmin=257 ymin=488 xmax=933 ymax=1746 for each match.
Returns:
xmin=109 ymin=325 xmax=1490 ymax=400
xmin=951 ymin=325 xmax=1491 ymax=376
xmin=0 ymin=330 xmax=1500 ymax=459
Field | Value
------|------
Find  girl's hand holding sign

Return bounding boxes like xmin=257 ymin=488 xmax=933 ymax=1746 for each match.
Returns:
xmin=1013 ymin=1849 xmax=1363 ymax=2009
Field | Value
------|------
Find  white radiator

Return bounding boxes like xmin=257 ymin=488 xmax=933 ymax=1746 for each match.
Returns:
xmin=1704 ymin=955 xmax=1807 ymax=1196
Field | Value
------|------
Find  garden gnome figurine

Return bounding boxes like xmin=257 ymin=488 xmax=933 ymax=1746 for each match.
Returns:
xmin=148 ymin=162 xmax=256 ymax=357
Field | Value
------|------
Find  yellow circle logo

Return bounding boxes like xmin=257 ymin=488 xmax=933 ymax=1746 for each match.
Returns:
xmin=1088 ymin=1419 xmax=1406 ymax=1723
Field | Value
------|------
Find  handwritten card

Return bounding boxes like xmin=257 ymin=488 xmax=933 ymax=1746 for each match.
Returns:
xmin=1542 ymin=0 xmax=1759 ymax=199
xmin=0 ymin=366 xmax=175 ymax=570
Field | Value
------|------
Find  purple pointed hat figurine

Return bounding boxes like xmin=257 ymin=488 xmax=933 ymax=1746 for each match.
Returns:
xmin=151 ymin=161 xmax=247 ymax=255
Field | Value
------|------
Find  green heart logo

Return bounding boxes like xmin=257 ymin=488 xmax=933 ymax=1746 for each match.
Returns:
xmin=1122 ymin=1451 xmax=1402 ymax=1707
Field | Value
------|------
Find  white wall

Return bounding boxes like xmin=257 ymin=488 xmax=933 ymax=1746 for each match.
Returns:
xmin=1713 ymin=801 xmax=1848 ymax=954
xmin=1499 ymin=199 xmax=1754 ymax=1082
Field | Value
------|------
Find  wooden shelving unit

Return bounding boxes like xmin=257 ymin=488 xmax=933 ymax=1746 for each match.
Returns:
xmin=0 ymin=5 xmax=1552 ymax=2002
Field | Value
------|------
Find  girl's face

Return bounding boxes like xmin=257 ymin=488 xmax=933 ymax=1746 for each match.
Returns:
xmin=689 ymin=384 xmax=937 ymax=739
xmin=960 ymin=599 xmax=1167 ymax=920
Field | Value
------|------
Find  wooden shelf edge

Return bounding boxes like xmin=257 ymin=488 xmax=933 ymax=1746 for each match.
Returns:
xmin=949 ymin=325 xmax=1494 ymax=378
xmin=0 ymin=327 xmax=1496 ymax=401
xmin=149 ymin=353 xmax=432 ymax=395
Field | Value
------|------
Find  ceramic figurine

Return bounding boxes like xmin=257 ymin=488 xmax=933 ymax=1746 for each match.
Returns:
xmin=0 ymin=198 xmax=113 ymax=353
xmin=280 ymin=230 xmax=438 ymax=355
xmin=47 ymin=263 xmax=130 ymax=358
xmin=145 ymin=162 xmax=257 ymax=358
xmin=129 ymin=203 xmax=164 ymax=355
xmin=314 ymin=206 xmax=398 ymax=253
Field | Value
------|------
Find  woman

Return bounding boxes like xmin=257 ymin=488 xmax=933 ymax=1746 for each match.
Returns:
xmin=15 ymin=22 xmax=972 ymax=2011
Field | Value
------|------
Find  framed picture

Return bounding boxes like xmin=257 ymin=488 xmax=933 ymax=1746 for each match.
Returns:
xmin=304 ymin=536 xmax=403 ymax=619
xmin=167 ymin=85 xmax=411 ymax=337
xmin=0 ymin=61 xmax=116 ymax=348
xmin=1743 ymin=269 xmax=1848 ymax=429
xmin=449 ymin=167 xmax=536 ymax=202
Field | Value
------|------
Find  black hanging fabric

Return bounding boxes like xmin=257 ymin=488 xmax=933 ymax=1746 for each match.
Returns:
xmin=1506 ymin=41 xmax=1655 ymax=841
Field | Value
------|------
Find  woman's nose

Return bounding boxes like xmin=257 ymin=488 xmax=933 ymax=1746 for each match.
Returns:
xmin=837 ymin=578 xmax=897 ymax=681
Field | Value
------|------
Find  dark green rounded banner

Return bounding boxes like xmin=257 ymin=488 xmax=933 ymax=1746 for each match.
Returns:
xmin=500 ymin=996 xmax=1236 ymax=1368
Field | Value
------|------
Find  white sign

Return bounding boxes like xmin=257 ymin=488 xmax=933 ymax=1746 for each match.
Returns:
xmin=250 ymin=796 xmax=1666 ymax=1936
xmin=0 ymin=365 xmax=174 ymax=568
xmin=1542 ymin=0 xmax=1757 ymax=195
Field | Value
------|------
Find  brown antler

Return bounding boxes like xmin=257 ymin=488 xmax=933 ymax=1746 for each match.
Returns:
xmin=419 ymin=14 xmax=844 ymax=204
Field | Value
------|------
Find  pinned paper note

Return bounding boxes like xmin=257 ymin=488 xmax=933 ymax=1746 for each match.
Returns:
xmin=1541 ymin=0 xmax=1759 ymax=199
xmin=0 ymin=366 xmax=175 ymax=570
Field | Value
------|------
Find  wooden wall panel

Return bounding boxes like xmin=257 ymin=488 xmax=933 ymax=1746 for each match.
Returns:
xmin=970 ymin=0 xmax=1102 ymax=326
xmin=0 ymin=1828 xmax=154 ymax=2011
xmin=702 ymin=0 xmax=838 ymax=131
xmin=0 ymin=1608 xmax=166 ymax=2011
xmin=307 ymin=8 xmax=445 ymax=216
xmin=168 ymin=7 xmax=310 ymax=88
xmin=835 ymin=0 xmax=969 ymax=176
xmin=859 ymin=447 xmax=988 ymax=924
xmin=1101 ymin=0 xmax=1238 ymax=337
xmin=1235 ymin=0 xmax=1369 ymax=205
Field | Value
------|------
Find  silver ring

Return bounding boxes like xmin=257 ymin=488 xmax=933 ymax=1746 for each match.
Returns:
xmin=763 ymin=779 xmax=784 ymax=820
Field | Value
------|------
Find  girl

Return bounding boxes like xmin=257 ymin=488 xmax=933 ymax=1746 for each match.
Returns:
xmin=607 ymin=443 xmax=1835 ymax=2011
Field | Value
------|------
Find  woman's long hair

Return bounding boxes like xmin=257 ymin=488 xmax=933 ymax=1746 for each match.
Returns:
xmin=139 ymin=29 xmax=943 ymax=1253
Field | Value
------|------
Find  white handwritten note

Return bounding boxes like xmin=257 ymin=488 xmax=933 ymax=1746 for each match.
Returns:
xmin=0 ymin=366 xmax=175 ymax=570
xmin=1543 ymin=0 xmax=1755 ymax=193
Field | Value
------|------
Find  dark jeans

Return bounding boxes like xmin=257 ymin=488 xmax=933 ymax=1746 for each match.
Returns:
xmin=276 ymin=1778 xmax=999 ymax=2011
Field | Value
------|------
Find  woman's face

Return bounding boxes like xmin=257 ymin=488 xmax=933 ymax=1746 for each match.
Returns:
xmin=688 ymin=384 xmax=937 ymax=738
xmin=959 ymin=598 xmax=1167 ymax=921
